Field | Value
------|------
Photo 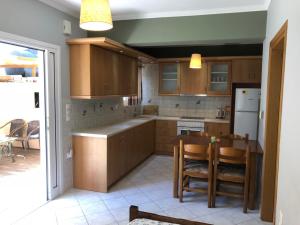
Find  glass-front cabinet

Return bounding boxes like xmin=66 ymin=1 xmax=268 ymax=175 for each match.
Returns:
xmin=159 ymin=63 xmax=180 ymax=95
xmin=207 ymin=61 xmax=231 ymax=95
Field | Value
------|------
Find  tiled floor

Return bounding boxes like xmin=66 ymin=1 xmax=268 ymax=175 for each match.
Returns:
xmin=12 ymin=155 xmax=271 ymax=225
xmin=0 ymin=148 xmax=46 ymax=225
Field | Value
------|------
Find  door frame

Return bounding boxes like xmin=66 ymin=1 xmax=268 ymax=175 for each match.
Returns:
xmin=260 ymin=21 xmax=288 ymax=223
xmin=0 ymin=30 xmax=63 ymax=199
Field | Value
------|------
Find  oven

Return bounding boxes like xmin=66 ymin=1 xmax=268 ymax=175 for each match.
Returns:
xmin=177 ymin=119 xmax=205 ymax=135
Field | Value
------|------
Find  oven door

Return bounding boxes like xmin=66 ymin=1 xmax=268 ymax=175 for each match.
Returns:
xmin=177 ymin=126 xmax=203 ymax=135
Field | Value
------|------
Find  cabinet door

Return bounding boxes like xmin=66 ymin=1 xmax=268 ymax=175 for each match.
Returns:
xmin=144 ymin=121 xmax=155 ymax=156
xmin=91 ymin=46 xmax=118 ymax=96
xmin=180 ymin=62 xmax=208 ymax=95
xmin=205 ymin=122 xmax=230 ymax=137
xmin=155 ymin=120 xmax=177 ymax=155
xmin=107 ymin=132 xmax=128 ymax=186
xmin=118 ymin=54 xmax=138 ymax=96
xmin=70 ymin=45 xmax=92 ymax=97
xmin=232 ymin=59 xmax=262 ymax=83
xmin=159 ymin=63 xmax=180 ymax=95
xmin=207 ymin=61 xmax=232 ymax=96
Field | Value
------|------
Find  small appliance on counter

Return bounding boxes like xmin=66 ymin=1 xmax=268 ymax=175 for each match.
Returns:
xmin=216 ymin=107 xmax=225 ymax=119
xmin=142 ymin=105 xmax=159 ymax=115
xmin=216 ymin=106 xmax=231 ymax=120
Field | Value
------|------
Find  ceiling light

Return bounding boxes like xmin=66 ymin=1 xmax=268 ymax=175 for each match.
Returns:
xmin=189 ymin=54 xmax=202 ymax=69
xmin=80 ymin=0 xmax=113 ymax=31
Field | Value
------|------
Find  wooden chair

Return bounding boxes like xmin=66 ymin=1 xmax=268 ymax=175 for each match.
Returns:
xmin=0 ymin=119 xmax=26 ymax=139
xmin=17 ymin=120 xmax=40 ymax=150
xmin=212 ymin=143 xmax=251 ymax=213
xmin=130 ymin=205 xmax=212 ymax=225
xmin=179 ymin=139 xmax=213 ymax=207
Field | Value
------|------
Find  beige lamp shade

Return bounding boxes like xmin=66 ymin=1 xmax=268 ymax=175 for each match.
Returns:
xmin=189 ymin=53 xmax=202 ymax=69
xmin=80 ymin=0 xmax=113 ymax=31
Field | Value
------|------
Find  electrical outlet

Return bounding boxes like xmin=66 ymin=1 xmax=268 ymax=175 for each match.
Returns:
xmin=66 ymin=103 xmax=71 ymax=122
xmin=279 ymin=210 xmax=283 ymax=225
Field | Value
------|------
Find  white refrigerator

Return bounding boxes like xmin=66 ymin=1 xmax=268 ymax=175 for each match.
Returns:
xmin=234 ymin=88 xmax=261 ymax=140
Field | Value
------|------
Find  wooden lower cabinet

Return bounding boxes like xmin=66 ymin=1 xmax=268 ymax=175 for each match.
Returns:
xmin=73 ymin=121 xmax=155 ymax=192
xmin=73 ymin=136 xmax=108 ymax=192
xmin=204 ymin=122 xmax=230 ymax=137
xmin=155 ymin=120 xmax=177 ymax=155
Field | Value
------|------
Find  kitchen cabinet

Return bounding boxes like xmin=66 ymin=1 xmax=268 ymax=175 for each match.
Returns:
xmin=232 ymin=59 xmax=262 ymax=83
xmin=204 ymin=122 xmax=230 ymax=137
xmin=207 ymin=61 xmax=232 ymax=96
xmin=159 ymin=63 xmax=180 ymax=95
xmin=155 ymin=120 xmax=177 ymax=155
xmin=118 ymin=53 xmax=138 ymax=96
xmin=73 ymin=121 xmax=155 ymax=192
xmin=69 ymin=44 xmax=138 ymax=98
xmin=180 ymin=62 xmax=208 ymax=95
xmin=92 ymin=46 xmax=119 ymax=96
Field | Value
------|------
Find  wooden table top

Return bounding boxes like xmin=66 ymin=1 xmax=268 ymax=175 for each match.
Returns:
xmin=171 ymin=135 xmax=263 ymax=154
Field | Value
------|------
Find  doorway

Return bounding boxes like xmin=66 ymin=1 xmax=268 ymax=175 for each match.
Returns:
xmin=260 ymin=21 xmax=288 ymax=223
xmin=0 ymin=32 xmax=61 ymax=224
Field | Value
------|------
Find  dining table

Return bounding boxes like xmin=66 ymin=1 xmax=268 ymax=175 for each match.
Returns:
xmin=171 ymin=135 xmax=263 ymax=210
xmin=0 ymin=136 xmax=17 ymax=162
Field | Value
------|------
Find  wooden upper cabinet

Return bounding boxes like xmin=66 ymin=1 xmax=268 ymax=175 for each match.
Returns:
xmin=180 ymin=62 xmax=208 ymax=95
xmin=207 ymin=61 xmax=232 ymax=96
xmin=118 ymin=54 xmax=138 ymax=96
xmin=232 ymin=59 xmax=262 ymax=83
xmin=159 ymin=63 xmax=180 ymax=95
xmin=70 ymin=44 xmax=92 ymax=97
xmin=69 ymin=44 xmax=138 ymax=98
xmin=91 ymin=46 xmax=119 ymax=96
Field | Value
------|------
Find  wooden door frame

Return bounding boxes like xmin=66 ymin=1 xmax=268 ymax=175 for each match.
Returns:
xmin=260 ymin=21 xmax=288 ymax=223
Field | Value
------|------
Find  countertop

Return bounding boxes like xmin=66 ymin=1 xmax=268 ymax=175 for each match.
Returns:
xmin=72 ymin=115 xmax=230 ymax=138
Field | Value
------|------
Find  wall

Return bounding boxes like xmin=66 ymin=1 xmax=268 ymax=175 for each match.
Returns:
xmin=259 ymin=0 xmax=300 ymax=224
xmin=142 ymin=64 xmax=230 ymax=117
xmin=0 ymin=82 xmax=40 ymax=127
xmin=71 ymin=98 xmax=141 ymax=130
xmin=89 ymin=11 xmax=267 ymax=46
xmin=0 ymin=0 xmax=87 ymax=191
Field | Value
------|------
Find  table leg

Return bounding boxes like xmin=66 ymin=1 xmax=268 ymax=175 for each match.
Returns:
xmin=173 ymin=146 xmax=179 ymax=198
xmin=248 ymin=153 xmax=257 ymax=209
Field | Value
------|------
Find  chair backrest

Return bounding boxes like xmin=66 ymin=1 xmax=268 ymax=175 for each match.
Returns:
xmin=189 ymin=131 xmax=210 ymax=138
xmin=27 ymin=120 xmax=40 ymax=136
xmin=180 ymin=139 xmax=212 ymax=161
xmin=215 ymin=145 xmax=250 ymax=165
xmin=221 ymin=133 xmax=249 ymax=142
xmin=9 ymin=119 xmax=26 ymax=137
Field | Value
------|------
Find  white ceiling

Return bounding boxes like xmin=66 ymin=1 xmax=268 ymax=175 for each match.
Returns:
xmin=39 ymin=0 xmax=270 ymax=21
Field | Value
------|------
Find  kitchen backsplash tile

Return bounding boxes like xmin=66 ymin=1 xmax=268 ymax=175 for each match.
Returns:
xmin=71 ymin=97 xmax=141 ymax=130
xmin=142 ymin=64 xmax=231 ymax=118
